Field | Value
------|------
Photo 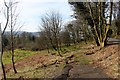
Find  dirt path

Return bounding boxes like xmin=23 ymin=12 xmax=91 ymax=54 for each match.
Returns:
xmin=54 ymin=64 xmax=110 ymax=79
xmin=54 ymin=64 xmax=73 ymax=80
xmin=69 ymin=64 xmax=109 ymax=78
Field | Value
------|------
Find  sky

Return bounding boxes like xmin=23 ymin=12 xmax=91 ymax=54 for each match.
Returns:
xmin=0 ymin=0 xmax=74 ymax=32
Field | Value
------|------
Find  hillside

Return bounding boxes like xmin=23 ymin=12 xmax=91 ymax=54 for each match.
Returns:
xmin=92 ymin=44 xmax=119 ymax=78
xmin=4 ymin=31 xmax=40 ymax=37
xmin=2 ymin=42 xmax=120 ymax=79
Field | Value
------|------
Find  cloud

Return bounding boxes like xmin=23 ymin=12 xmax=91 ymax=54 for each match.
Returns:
xmin=0 ymin=0 xmax=73 ymax=32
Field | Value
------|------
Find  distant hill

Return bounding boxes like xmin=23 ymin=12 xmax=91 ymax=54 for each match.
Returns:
xmin=4 ymin=31 xmax=40 ymax=37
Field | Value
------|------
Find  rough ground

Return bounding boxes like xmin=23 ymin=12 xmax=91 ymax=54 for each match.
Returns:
xmin=54 ymin=64 xmax=110 ymax=79
xmin=92 ymin=44 xmax=119 ymax=78
xmin=69 ymin=64 xmax=109 ymax=78
xmin=1 ymin=42 xmax=120 ymax=79
xmin=55 ymin=44 xmax=119 ymax=79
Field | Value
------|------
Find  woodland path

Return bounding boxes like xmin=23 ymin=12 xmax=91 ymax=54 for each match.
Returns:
xmin=54 ymin=64 xmax=111 ymax=80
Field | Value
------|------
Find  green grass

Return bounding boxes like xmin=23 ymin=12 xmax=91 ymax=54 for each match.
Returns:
xmin=3 ymin=41 xmax=93 ymax=65
xmin=72 ymin=51 xmax=92 ymax=65
xmin=48 ymin=43 xmax=81 ymax=56
xmin=3 ymin=41 xmax=94 ymax=78
xmin=3 ymin=49 xmax=42 ymax=65
xmin=79 ymin=59 xmax=92 ymax=64
xmin=3 ymin=40 xmax=94 ymax=65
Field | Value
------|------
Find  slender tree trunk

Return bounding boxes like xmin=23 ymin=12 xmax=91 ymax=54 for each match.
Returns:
xmin=101 ymin=2 xmax=113 ymax=48
xmin=11 ymin=48 xmax=17 ymax=73
xmin=49 ymin=37 xmax=57 ymax=51
xmin=56 ymin=36 xmax=62 ymax=57
xmin=10 ymin=4 xmax=17 ymax=73
xmin=11 ymin=30 xmax=17 ymax=74
xmin=1 ymin=48 xmax=6 ymax=80
xmin=0 ymin=24 xmax=6 ymax=80
xmin=94 ymin=36 xmax=100 ymax=46
xmin=104 ymin=38 xmax=107 ymax=46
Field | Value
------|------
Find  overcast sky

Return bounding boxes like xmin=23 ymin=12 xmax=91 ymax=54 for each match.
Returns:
xmin=0 ymin=0 xmax=73 ymax=32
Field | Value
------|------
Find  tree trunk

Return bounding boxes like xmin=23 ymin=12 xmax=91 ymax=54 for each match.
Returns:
xmin=0 ymin=24 xmax=7 ymax=80
xmin=10 ymin=4 xmax=17 ymax=73
xmin=11 ymin=48 xmax=17 ymax=73
xmin=104 ymin=37 xmax=108 ymax=46
xmin=58 ymin=49 xmax=62 ymax=57
xmin=11 ymin=34 xmax=17 ymax=73
xmin=1 ymin=59 xmax=6 ymax=80
xmin=100 ymin=42 xmax=105 ymax=48
xmin=94 ymin=36 xmax=100 ymax=46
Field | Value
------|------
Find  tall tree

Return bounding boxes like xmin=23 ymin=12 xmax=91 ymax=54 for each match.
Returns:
xmin=0 ymin=0 xmax=10 ymax=79
xmin=3 ymin=0 xmax=21 ymax=74
xmin=69 ymin=1 xmax=113 ymax=48
xmin=8 ymin=0 xmax=18 ymax=73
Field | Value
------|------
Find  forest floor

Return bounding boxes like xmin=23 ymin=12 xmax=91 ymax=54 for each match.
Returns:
xmin=2 ymin=41 xmax=120 ymax=79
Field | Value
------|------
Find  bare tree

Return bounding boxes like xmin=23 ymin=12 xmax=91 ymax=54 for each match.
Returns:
xmin=7 ymin=0 xmax=22 ymax=74
xmin=0 ymin=0 xmax=10 ymax=79
xmin=40 ymin=11 xmax=63 ymax=56
xmin=0 ymin=1 xmax=21 ymax=78
xmin=0 ymin=24 xmax=6 ymax=80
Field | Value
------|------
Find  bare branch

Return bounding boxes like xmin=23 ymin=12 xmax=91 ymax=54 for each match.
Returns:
xmin=2 ymin=0 xmax=9 ymax=35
